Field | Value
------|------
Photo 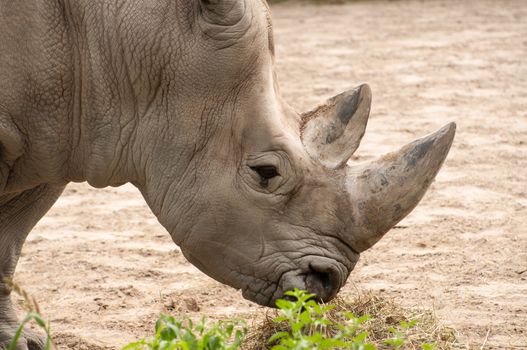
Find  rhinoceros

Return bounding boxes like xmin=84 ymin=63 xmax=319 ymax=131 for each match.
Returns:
xmin=0 ymin=0 xmax=455 ymax=347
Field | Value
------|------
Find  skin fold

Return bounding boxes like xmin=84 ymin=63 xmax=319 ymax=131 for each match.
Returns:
xmin=0 ymin=0 xmax=455 ymax=348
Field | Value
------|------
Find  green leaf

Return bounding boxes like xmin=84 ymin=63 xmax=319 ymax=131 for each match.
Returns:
xmin=122 ymin=340 xmax=146 ymax=350
xmin=225 ymin=323 xmax=234 ymax=337
xmin=422 ymin=343 xmax=437 ymax=350
xmin=182 ymin=331 xmax=198 ymax=350
xmin=31 ymin=314 xmax=47 ymax=328
xmin=401 ymin=319 xmax=418 ymax=330
xmin=291 ymin=321 xmax=304 ymax=334
xmin=357 ymin=315 xmax=371 ymax=324
xmin=8 ymin=313 xmax=38 ymax=350
xmin=300 ymin=310 xmax=312 ymax=325
xmin=270 ymin=345 xmax=288 ymax=350
xmin=267 ymin=331 xmax=290 ymax=344
xmin=275 ymin=299 xmax=293 ymax=310
xmin=353 ymin=331 xmax=368 ymax=343
xmin=207 ymin=335 xmax=221 ymax=350
xmin=273 ymin=315 xmax=288 ymax=323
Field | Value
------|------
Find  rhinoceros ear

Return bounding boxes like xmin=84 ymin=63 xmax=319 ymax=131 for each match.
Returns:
xmin=301 ymin=84 xmax=372 ymax=169
xmin=199 ymin=0 xmax=247 ymax=26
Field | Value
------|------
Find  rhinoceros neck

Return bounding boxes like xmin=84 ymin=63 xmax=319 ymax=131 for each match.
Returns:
xmin=62 ymin=0 xmax=200 ymax=189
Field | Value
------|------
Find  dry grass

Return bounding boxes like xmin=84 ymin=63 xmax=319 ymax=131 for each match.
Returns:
xmin=3 ymin=277 xmax=42 ymax=315
xmin=4 ymin=279 xmax=460 ymax=349
xmin=242 ymin=292 xmax=460 ymax=350
xmin=3 ymin=278 xmax=56 ymax=350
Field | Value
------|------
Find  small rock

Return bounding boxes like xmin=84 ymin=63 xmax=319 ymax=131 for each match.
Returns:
xmin=184 ymin=297 xmax=200 ymax=312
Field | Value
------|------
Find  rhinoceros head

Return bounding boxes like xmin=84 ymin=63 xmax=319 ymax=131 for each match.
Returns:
xmin=135 ymin=0 xmax=455 ymax=306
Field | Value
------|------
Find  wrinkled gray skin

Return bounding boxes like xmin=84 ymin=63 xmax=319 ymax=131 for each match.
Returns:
xmin=0 ymin=0 xmax=455 ymax=348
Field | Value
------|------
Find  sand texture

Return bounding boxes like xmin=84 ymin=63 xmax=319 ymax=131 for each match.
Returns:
xmin=13 ymin=0 xmax=526 ymax=348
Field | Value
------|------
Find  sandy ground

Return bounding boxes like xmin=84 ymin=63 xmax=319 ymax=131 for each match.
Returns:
xmin=12 ymin=0 xmax=526 ymax=348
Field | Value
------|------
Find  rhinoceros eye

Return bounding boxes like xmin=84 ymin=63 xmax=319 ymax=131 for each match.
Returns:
xmin=250 ymin=165 xmax=280 ymax=187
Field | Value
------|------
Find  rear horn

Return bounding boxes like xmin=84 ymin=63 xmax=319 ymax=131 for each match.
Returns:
xmin=301 ymin=84 xmax=372 ymax=169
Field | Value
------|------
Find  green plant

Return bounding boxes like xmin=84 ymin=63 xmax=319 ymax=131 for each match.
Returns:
xmin=384 ymin=319 xmax=417 ymax=349
xmin=4 ymin=313 xmax=53 ymax=350
xmin=382 ymin=319 xmax=436 ymax=350
xmin=123 ymin=315 xmax=247 ymax=350
xmin=4 ymin=284 xmax=450 ymax=350
xmin=268 ymin=289 xmax=375 ymax=350
xmin=2 ymin=278 xmax=53 ymax=350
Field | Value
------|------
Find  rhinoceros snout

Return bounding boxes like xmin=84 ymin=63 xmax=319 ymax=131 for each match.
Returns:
xmin=275 ymin=259 xmax=343 ymax=305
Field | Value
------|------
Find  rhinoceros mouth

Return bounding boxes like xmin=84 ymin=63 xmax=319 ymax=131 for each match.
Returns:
xmin=240 ymin=254 xmax=350 ymax=307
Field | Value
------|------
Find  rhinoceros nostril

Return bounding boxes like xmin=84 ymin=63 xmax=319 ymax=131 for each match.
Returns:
xmin=277 ymin=264 xmax=341 ymax=305
xmin=305 ymin=265 xmax=338 ymax=302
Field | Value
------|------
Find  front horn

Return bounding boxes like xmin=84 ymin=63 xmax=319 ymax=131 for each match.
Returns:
xmin=346 ymin=122 xmax=456 ymax=252
xmin=200 ymin=0 xmax=247 ymax=26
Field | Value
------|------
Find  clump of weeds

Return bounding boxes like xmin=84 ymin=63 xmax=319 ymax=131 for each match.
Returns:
xmin=4 ymin=280 xmax=458 ymax=350
xmin=243 ymin=289 xmax=458 ymax=350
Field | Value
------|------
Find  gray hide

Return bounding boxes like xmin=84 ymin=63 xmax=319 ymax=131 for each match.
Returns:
xmin=0 ymin=0 xmax=455 ymax=348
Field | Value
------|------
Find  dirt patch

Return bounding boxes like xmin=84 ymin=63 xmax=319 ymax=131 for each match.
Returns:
xmin=13 ymin=0 xmax=526 ymax=348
